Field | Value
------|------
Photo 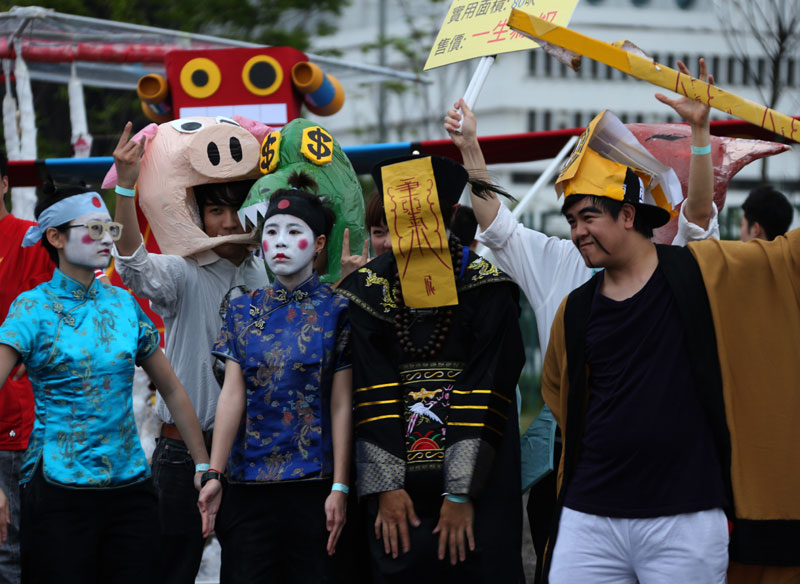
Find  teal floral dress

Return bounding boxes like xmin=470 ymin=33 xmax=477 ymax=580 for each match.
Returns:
xmin=0 ymin=269 xmax=160 ymax=487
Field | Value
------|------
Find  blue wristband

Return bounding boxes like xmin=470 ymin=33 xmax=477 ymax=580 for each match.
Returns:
xmin=331 ymin=483 xmax=349 ymax=495
xmin=195 ymin=463 xmax=210 ymax=473
xmin=690 ymin=144 xmax=711 ymax=155
xmin=115 ymin=184 xmax=136 ymax=197
xmin=445 ymin=494 xmax=469 ymax=504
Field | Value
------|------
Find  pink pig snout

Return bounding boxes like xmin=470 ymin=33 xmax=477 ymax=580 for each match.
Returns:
xmin=189 ymin=124 xmax=261 ymax=178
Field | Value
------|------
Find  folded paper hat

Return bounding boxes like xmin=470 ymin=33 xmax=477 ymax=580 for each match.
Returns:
xmin=556 ymin=110 xmax=684 ymax=228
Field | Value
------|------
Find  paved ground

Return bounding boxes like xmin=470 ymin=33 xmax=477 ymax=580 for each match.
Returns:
xmin=522 ymin=491 xmax=538 ymax=583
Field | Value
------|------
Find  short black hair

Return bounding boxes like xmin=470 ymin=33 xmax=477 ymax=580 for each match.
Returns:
xmin=194 ymin=179 xmax=255 ymax=229
xmin=561 ymin=194 xmax=655 ymax=239
xmin=0 ymin=148 xmax=7 ymax=178
xmin=742 ymin=186 xmax=794 ymax=241
xmin=450 ymin=205 xmax=478 ymax=245
xmin=365 ymin=190 xmax=386 ymax=230
xmin=34 ymin=183 xmax=96 ymax=267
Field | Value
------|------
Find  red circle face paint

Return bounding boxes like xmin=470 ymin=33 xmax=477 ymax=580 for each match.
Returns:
xmin=92 ymin=196 xmax=102 ymax=208
xmin=298 ymin=238 xmax=308 ymax=250
xmin=277 ymin=199 xmax=290 ymax=210
xmin=81 ymin=234 xmax=94 ymax=244
xmin=262 ymin=240 xmax=269 ymax=253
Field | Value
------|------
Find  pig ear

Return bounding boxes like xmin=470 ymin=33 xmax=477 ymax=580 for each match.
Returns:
xmin=101 ymin=123 xmax=159 ymax=189
xmin=232 ymin=115 xmax=275 ymax=145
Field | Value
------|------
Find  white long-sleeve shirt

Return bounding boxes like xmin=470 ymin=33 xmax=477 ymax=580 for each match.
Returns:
xmin=475 ymin=202 xmax=719 ymax=351
xmin=114 ymin=242 xmax=268 ymax=430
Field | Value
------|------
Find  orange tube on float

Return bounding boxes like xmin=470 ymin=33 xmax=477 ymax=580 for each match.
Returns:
xmin=291 ymin=62 xmax=345 ymax=116
xmin=137 ymin=74 xmax=173 ymax=123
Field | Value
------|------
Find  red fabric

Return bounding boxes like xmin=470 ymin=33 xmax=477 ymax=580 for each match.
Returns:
xmin=0 ymin=214 xmax=54 ymax=449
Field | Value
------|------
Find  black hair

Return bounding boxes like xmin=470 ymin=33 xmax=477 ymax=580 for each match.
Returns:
xmin=0 ymin=148 xmax=7 ymax=178
xmin=450 ymin=206 xmax=479 ymax=246
xmin=268 ymin=172 xmax=335 ymax=238
xmin=34 ymin=182 xmax=96 ymax=267
xmin=365 ymin=190 xmax=386 ymax=230
xmin=467 ymin=176 xmax=516 ymax=203
xmin=742 ymin=186 xmax=794 ymax=241
xmin=194 ymin=179 xmax=255 ymax=229
xmin=561 ymin=194 xmax=654 ymax=239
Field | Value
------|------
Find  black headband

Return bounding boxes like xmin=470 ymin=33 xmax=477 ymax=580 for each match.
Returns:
xmin=263 ymin=193 xmax=326 ymax=236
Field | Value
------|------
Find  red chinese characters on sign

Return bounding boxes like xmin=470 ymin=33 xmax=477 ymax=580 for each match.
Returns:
xmin=424 ymin=275 xmax=435 ymax=296
xmin=471 ymin=19 xmax=526 ymax=43
xmin=386 ymin=176 xmax=451 ymax=280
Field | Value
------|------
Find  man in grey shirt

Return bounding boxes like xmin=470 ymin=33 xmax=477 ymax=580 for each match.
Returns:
xmin=111 ymin=123 xmax=268 ymax=583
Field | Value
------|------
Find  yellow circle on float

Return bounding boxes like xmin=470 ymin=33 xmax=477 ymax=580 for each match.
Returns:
xmin=242 ymin=55 xmax=283 ymax=96
xmin=180 ymin=58 xmax=221 ymax=99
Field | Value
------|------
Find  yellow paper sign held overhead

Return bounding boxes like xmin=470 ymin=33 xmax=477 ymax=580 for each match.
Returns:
xmin=382 ymin=157 xmax=458 ymax=309
xmin=507 ymin=8 xmax=800 ymax=143
xmin=424 ymin=0 xmax=580 ymax=71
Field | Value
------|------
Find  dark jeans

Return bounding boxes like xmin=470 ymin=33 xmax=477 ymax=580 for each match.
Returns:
xmin=151 ymin=437 xmax=205 ymax=584
xmin=0 ymin=450 xmax=22 ymax=584
xmin=216 ymin=480 xmax=333 ymax=584
xmin=20 ymin=466 xmax=159 ymax=584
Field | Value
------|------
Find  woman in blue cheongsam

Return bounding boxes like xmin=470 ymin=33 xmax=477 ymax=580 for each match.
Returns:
xmin=198 ymin=184 xmax=353 ymax=583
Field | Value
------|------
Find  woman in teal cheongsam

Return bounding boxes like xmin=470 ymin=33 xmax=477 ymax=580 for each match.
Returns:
xmin=0 ymin=186 xmax=209 ymax=584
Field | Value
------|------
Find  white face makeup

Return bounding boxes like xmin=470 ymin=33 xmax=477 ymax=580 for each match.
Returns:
xmin=262 ymin=214 xmax=317 ymax=280
xmin=64 ymin=212 xmax=115 ymax=270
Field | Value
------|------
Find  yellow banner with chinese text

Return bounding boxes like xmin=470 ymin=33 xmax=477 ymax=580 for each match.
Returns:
xmin=382 ymin=158 xmax=458 ymax=308
xmin=424 ymin=0 xmax=580 ymax=70
xmin=507 ymin=8 xmax=800 ymax=143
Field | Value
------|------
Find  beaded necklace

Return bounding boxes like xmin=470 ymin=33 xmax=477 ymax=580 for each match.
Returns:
xmin=391 ymin=236 xmax=464 ymax=360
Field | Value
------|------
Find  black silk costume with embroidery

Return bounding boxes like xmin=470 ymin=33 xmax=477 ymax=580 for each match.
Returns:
xmin=339 ymin=249 xmax=524 ymax=505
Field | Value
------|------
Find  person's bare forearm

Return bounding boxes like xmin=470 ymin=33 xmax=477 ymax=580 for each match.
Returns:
xmin=330 ymin=369 xmax=352 ymax=485
xmin=208 ymin=362 xmax=246 ymax=472
xmin=685 ymin=119 xmax=713 ymax=230
xmin=445 ymin=100 xmax=501 ymax=232
xmin=114 ymin=191 xmax=144 ymax=256
xmin=112 ymin=122 xmax=146 ymax=256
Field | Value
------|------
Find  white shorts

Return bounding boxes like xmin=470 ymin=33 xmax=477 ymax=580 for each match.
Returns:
xmin=549 ymin=506 xmax=729 ymax=584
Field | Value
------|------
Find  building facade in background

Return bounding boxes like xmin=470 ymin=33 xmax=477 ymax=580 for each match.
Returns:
xmin=312 ymin=0 xmax=799 ymax=239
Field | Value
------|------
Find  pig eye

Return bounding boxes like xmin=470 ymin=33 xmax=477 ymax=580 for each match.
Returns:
xmin=242 ymin=55 xmax=283 ymax=97
xmin=180 ymin=57 xmax=221 ymax=99
xmin=216 ymin=116 xmax=241 ymax=127
xmin=170 ymin=119 xmax=205 ymax=134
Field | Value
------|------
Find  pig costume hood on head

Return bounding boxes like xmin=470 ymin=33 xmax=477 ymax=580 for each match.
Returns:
xmin=103 ymin=115 xmax=274 ymax=258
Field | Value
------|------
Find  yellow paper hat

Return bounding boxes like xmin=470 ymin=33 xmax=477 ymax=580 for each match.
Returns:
xmin=556 ymin=110 xmax=683 ymax=228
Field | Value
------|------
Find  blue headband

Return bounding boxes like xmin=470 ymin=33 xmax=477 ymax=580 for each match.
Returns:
xmin=22 ymin=192 xmax=109 ymax=248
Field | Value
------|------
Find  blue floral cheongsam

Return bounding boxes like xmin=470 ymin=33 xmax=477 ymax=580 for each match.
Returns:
xmin=212 ymin=273 xmax=350 ymax=483
xmin=0 ymin=270 xmax=160 ymax=488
